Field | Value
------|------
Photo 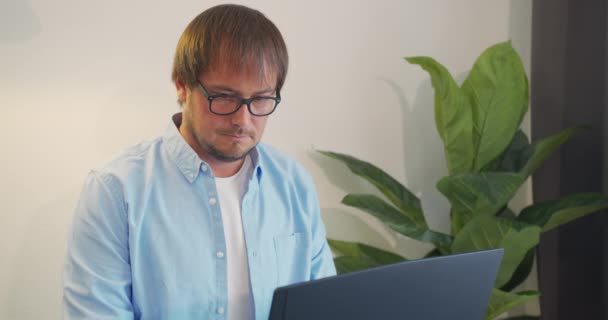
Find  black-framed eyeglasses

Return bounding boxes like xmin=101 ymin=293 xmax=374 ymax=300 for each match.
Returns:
xmin=196 ymin=81 xmax=281 ymax=116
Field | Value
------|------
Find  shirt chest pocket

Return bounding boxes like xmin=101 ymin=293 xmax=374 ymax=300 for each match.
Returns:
xmin=273 ymin=232 xmax=313 ymax=286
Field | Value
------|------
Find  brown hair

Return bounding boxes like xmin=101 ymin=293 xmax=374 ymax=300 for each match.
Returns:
xmin=171 ymin=4 xmax=288 ymax=91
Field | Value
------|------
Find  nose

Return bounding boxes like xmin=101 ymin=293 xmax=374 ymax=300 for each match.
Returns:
xmin=230 ymin=102 xmax=252 ymax=126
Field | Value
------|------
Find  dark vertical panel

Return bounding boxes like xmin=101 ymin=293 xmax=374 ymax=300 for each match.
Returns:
xmin=605 ymin=0 xmax=608 ymax=317
xmin=532 ymin=0 xmax=607 ymax=319
xmin=558 ymin=2 xmax=607 ymax=319
xmin=562 ymin=1 xmax=605 ymax=195
xmin=605 ymin=0 xmax=608 ymax=192
xmin=530 ymin=0 xmax=568 ymax=318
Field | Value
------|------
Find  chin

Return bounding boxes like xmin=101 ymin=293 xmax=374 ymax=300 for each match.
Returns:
xmin=211 ymin=145 xmax=255 ymax=162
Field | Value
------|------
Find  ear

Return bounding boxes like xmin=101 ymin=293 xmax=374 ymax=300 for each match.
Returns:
xmin=175 ymin=79 xmax=189 ymax=105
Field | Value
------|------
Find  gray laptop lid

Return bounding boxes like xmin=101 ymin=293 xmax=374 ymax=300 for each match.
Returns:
xmin=269 ymin=248 xmax=503 ymax=320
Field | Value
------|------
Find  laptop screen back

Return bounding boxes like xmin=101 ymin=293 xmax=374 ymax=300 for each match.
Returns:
xmin=269 ymin=249 xmax=503 ymax=320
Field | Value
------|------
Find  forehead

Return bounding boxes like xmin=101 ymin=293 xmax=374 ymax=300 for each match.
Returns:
xmin=202 ymin=57 xmax=278 ymax=89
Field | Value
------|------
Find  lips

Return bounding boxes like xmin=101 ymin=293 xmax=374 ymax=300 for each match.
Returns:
xmin=221 ymin=132 xmax=250 ymax=141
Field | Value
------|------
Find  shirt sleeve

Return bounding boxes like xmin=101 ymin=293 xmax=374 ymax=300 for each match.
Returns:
xmin=307 ymin=178 xmax=337 ymax=280
xmin=63 ymin=171 xmax=134 ymax=320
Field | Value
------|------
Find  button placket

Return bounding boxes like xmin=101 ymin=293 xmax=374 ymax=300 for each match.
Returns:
xmin=201 ymin=173 xmax=227 ymax=318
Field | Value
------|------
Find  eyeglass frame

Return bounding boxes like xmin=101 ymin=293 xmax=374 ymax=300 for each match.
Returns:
xmin=195 ymin=81 xmax=281 ymax=116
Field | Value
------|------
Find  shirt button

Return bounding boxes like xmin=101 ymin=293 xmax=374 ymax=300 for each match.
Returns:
xmin=217 ymin=307 xmax=225 ymax=314
xmin=209 ymin=197 xmax=217 ymax=205
xmin=216 ymin=251 xmax=225 ymax=258
xmin=201 ymin=164 xmax=208 ymax=172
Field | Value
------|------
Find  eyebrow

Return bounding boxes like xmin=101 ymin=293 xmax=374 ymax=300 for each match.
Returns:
xmin=207 ymin=85 xmax=275 ymax=96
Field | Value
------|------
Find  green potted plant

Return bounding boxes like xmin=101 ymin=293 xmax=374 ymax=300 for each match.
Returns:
xmin=319 ymin=41 xmax=608 ymax=319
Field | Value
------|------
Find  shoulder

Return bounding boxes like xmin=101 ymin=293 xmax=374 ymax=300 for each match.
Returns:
xmin=256 ymin=143 xmax=314 ymax=183
xmin=91 ymin=135 xmax=164 ymax=189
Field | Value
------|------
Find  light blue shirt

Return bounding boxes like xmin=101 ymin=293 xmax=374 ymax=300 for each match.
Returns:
xmin=63 ymin=113 xmax=336 ymax=320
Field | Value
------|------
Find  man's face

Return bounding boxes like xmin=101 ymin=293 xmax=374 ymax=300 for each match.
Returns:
xmin=177 ymin=62 xmax=277 ymax=164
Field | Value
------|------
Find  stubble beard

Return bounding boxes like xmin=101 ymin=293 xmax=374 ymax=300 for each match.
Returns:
xmin=203 ymin=140 xmax=256 ymax=163
xmin=196 ymin=128 xmax=257 ymax=163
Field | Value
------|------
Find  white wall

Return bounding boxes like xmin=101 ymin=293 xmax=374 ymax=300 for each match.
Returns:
xmin=0 ymin=1 xmax=532 ymax=319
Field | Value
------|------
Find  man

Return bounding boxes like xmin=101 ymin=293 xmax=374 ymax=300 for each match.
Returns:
xmin=63 ymin=4 xmax=336 ymax=320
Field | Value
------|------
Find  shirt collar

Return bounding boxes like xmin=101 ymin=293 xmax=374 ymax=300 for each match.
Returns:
xmin=162 ymin=112 xmax=263 ymax=184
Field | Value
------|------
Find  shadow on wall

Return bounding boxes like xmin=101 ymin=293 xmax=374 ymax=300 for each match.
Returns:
xmin=320 ymin=207 xmax=399 ymax=253
xmin=0 ymin=0 xmax=42 ymax=43
xmin=384 ymin=77 xmax=451 ymax=235
xmin=309 ymin=150 xmax=400 ymax=252
xmin=310 ymin=74 xmax=454 ymax=258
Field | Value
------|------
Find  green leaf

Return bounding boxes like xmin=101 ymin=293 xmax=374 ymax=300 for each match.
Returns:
xmin=406 ymin=56 xmax=475 ymax=175
xmin=333 ymin=256 xmax=379 ymax=274
xmin=437 ymin=172 xmax=525 ymax=232
xmin=520 ymin=126 xmax=584 ymax=178
xmin=451 ymin=215 xmax=541 ymax=288
xmin=485 ymin=289 xmax=540 ymax=320
xmin=328 ymin=239 xmax=407 ymax=264
xmin=496 ymin=130 xmax=533 ymax=173
xmin=342 ymin=194 xmax=452 ymax=251
xmin=497 ymin=207 xmax=517 ymax=219
xmin=462 ymin=41 xmax=529 ymax=171
xmin=518 ymin=192 xmax=608 ymax=232
xmin=328 ymin=239 xmax=406 ymax=274
xmin=500 ymin=248 xmax=535 ymax=292
xmin=317 ymin=150 xmax=426 ymax=227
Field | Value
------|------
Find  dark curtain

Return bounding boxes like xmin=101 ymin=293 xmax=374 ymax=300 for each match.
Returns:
xmin=531 ymin=0 xmax=608 ymax=319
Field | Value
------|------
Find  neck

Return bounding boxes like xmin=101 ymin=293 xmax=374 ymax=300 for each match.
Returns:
xmin=204 ymin=156 xmax=245 ymax=178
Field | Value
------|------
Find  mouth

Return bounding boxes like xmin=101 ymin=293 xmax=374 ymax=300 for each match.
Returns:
xmin=221 ymin=132 xmax=250 ymax=141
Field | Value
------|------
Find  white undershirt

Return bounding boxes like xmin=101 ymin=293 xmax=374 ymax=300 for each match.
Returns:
xmin=215 ymin=155 xmax=254 ymax=320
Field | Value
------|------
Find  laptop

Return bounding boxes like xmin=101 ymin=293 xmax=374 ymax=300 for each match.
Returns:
xmin=268 ymin=248 xmax=503 ymax=320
